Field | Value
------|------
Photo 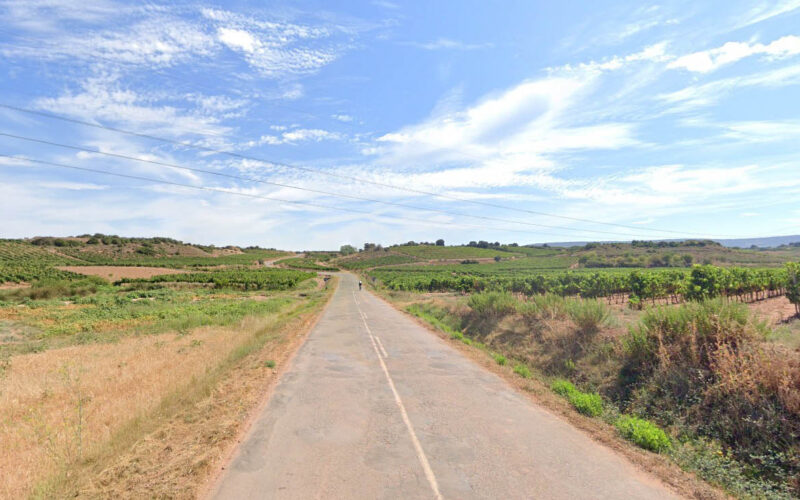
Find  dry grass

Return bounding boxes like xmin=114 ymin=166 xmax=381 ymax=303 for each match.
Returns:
xmin=14 ymin=279 xmax=334 ymax=499
xmin=0 ymin=276 xmax=340 ymax=500
xmin=57 ymin=266 xmax=186 ymax=281
xmin=0 ymin=326 xmax=247 ymax=498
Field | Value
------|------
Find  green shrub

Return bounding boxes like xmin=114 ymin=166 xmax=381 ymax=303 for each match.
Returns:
xmin=518 ymin=293 xmax=567 ymax=321
xmin=550 ymin=379 xmax=603 ymax=416
xmin=565 ymin=298 xmax=610 ymax=333
xmin=615 ymin=416 xmax=671 ymax=453
xmin=551 ymin=378 xmax=576 ymax=397
xmin=786 ymin=262 xmax=800 ymax=316
xmin=450 ymin=331 xmax=464 ymax=340
xmin=493 ymin=353 xmax=507 ymax=365
xmin=461 ymin=337 xmax=472 ymax=345
xmin=624 ymin=299 xmax=763 ymax=377
xmin=264 ymin=360 xmax=276 ymax=368
xmin=513 ymin=363 xmax=531 ymax=378
xmin=569 ymin=391 xmax=604 ymax=417
xmin=468 ymin=291 xmax=517 ymax=317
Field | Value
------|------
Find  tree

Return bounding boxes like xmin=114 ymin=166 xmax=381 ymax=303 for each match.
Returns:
xmin=786 ymin=263 xmax=800 ymax=316
xmin=435 ymin=239 xmax=445 ymax=246
xmin=339 ymin=244 xmax=356 ymax=255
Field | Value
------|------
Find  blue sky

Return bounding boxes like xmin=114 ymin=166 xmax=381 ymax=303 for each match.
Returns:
xmin=1 ymin=0 xmax=799 ymax=249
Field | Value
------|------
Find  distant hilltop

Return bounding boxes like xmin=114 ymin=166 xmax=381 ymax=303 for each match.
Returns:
xmin=539 ymin=235 xmax=800 ymax=249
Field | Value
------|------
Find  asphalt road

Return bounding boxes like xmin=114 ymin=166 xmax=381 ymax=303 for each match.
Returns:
xmin=211 ymin=273 xmax=680 ymax=499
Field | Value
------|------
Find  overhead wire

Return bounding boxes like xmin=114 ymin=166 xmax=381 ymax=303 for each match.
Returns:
xmin=0 ymin=102 xmax=735 ymax=239
xmin=0 ymin=153 xmax=628 ymax=240
xmin=0 ymin=131 xmax=688 ymax=239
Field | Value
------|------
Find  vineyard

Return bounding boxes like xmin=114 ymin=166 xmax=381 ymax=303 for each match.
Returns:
xmin=369 ymin=265 xmax=792 ymax=305
xmin=275 ymin=257 xmax=338 ymax=271
xmin=122 ymin=268 xmax=315 ymax=290
xmin=336 ymin=254 xmax=417 ymax=269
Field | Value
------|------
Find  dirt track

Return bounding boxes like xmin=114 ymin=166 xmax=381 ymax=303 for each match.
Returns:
xmin=210 ymin=274 xmax=680 ymax=499
xmin=57 ymin=266 xmax=185 ymax=281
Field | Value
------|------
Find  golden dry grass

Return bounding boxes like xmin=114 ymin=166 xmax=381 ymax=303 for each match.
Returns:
xmin=0 ymin=324 xmax=249 ymax=498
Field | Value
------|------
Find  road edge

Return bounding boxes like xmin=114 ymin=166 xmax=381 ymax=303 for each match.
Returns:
xmin=200 ymin=276 xmax=340 ymax=498
xmin=365 ymin=285 xmax=725 ymax=500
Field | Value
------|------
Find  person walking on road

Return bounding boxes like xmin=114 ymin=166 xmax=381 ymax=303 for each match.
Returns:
xmin=358 ymin=280 xmax=362 ymax=290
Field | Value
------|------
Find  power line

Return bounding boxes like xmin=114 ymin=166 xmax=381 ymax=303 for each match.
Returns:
xmin=0 ymin=131 xmax=684 ymax=239
xmin=0 ymin=102 xmax=730 ymax=238
xmin=0 ymin=153 xmax=621 ymax=240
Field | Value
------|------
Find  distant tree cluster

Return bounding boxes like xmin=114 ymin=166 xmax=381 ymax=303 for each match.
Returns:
xmin=467 ymin=240 xmax=501 ymax=248
xmin=339 ymin=244 xmax=357 ymax=255
xmin=630 ymin=239 xmax=721 ymax=248
xmin=579 ymin=252 xmax=694 ymax=269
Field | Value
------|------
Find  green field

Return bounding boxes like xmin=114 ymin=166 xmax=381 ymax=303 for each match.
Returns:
xmin=0 ymin=237 xmax=317 ymax=352
xmin=392 ymin=244 xmax=518 ymax=260
xmin=275 ymin=257 xmax=339 ymax=271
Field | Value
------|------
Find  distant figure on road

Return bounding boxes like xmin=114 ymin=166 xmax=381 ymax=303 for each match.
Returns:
xmin=358 ymin=280 xmax=362 ymax=290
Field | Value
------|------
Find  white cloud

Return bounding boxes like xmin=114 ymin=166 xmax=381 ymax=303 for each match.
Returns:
xmin=332 ymin=114 xmax=353 ymax=122
xmin=0 ymin=14 xmax=217 ymax=67
xmin=405 ymin=38 xmax=492 ymax=51
xmin=733 ymin=0 xmax=800 ymax=29
xmin=35 ymin=75 xmax=233 ymax=138
xmin=668 ymin=35 xmax=800 ymax=73
xmin=208 ymin=10 xmax=345 ymax=77
xmin=551 ymin=42 xmax=672 ymax=74
xmin=40 ymin=181 xmax=108 ymax=190
xmin=252 ymin=128 xmax=344 ymax=146
xmin=217 ymin=27 xmax=259 ymax=53
xmin=372 ymin=74 xmax=636 ymax=174
xmin=660 ymin=63 xmax=800 ymax=110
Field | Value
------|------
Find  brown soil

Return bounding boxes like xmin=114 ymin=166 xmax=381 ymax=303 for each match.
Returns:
xmin=0 ymin=282 xmax=30 ymax=290
xmin=57 ymin=266 xmax=186 ymax=281
xmin=747 ymin=295 xmax=799 ymax=325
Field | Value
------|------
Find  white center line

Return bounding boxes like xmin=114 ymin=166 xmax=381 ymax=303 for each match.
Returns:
xmin=375 ymin=336 xmax=389 ymax=358
xmin=354 ymin=291 xmax=442 ymax=500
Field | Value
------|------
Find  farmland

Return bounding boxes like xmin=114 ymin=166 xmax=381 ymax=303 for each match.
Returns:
xmin=0 ymin=236 xmax=329 ymax=497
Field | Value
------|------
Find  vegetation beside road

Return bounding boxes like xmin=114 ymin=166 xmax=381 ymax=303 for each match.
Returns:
xmin=394 ymin=288 xmax=800 ymax=498
xmin=359 ymin=240 xmax=800 ymax=498
xmin=0 ymin=236 xmax=330 ymax=498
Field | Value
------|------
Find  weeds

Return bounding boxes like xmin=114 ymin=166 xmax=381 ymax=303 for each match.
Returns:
xmin=467 ymin=291 xmax=517 ymax=317
xmin=264 ymin=360 xmax=276 ymax=368
xmin=493 ymin=353 xmax=507 ymax=365
xmin=615 ymin=416 xmax=671 ymax=453
xmin=513 ymin=364 xmax=531 ymax=378
xmin=550 ymin=379 xmax=603 ymax=417
xmin=565 ymin=298 xmax=610 ymax=334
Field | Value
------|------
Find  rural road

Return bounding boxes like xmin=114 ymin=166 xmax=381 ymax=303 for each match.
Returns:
xmin=211 ymin=273 xmax=679 ymax=499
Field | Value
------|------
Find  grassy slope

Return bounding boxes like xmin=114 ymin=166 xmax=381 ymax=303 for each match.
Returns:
xmin=0 ymin=238 xmax=329 ymax=497
xmin=386 ymin=288 xmax=799 ymax=499
xmin=392 ymin=244 xmax=519 ymax=260
xmin=32 ymin=279 xmax=337 ymax=498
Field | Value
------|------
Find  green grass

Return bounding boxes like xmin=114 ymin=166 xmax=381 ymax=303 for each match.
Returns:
xmin=615 ymin=416 xmax=671 ymax=453
xmin=550 ymin=379 xmax=604 ymax=417
xmin=493 ymin=353 xmax=507 ymax=365
xmin=513 ymin=363 xmax=531 ymax=378
xmin=275 ymin=257 xmax=338 ymax=271
xmin=392 ymin=245 xmax=518 ymax=260
xmin=264 ymin=360 xmax=276 ymax=368
xmin=336 ymin=254 xmax=417 ymax=269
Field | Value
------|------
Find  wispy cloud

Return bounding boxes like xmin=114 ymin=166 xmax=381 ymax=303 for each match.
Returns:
xmin=404 ymin=38 xmax=492 ymax=51
xmin=732 ymin=0 xmax=800 ymax=29
xmin=668 ymin=35 xmax=800 ymax=73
